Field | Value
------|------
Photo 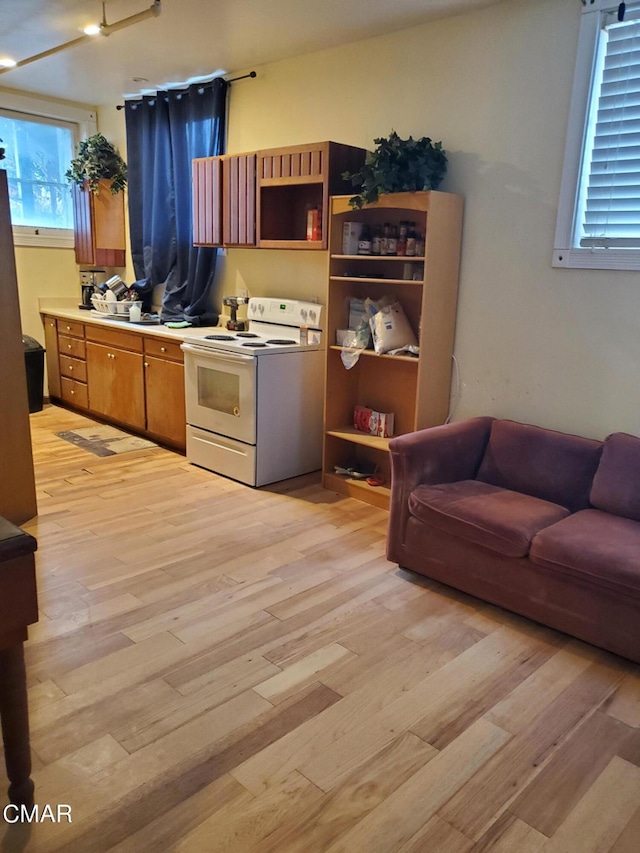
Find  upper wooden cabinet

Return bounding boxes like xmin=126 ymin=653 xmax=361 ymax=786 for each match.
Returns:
xmin=193 ymin=153 xmax=256 ymax=247
xmin=192 ymin=141 xmax=366 ymax=250
xmin=72 ymin=179 xmax=126 ymax=267
xmin=192 ymin=157 xmax=223 ymax=246
xmin=257 ymin=141 xmax=365 ymax=250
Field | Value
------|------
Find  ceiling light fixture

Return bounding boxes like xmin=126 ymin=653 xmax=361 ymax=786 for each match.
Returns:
xmin=0 ymin=1 xmax=161 ymax=75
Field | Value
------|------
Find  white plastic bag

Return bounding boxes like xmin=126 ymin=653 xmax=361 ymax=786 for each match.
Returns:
xmin=369 ymin=301 xmax=417 ymax=355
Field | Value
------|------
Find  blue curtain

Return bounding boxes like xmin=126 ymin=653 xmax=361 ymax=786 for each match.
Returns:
xmin=124 ymin=78 xmax=228 ymax=324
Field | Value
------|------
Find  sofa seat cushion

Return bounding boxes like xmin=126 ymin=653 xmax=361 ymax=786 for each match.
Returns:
xmin=530 ymin=509 xmax=640 ymax=599
xmin=407 ymin=480 xmax=570 ymax=558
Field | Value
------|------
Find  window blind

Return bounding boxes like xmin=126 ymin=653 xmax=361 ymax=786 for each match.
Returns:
xmin=581 ymin=8 xmax=640 ymax=247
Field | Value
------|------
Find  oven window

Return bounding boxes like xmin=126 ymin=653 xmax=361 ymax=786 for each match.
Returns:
xmin=197 ymin=366 xmax=240 ymax=415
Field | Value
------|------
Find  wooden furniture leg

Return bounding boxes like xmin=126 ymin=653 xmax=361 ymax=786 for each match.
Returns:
xmin=0 ymin=643 xmax=33 ymax=807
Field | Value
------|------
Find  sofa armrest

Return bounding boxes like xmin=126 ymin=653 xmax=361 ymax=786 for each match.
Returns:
xmin=387 ymin=417 xmax=494 ymax=562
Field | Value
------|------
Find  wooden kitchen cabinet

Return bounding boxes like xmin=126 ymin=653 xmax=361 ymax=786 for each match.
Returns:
xmin=143 ymin=338 xmax=186 ymax=449
xmin=41 ymin=313 xmax=186 ymax=450
xmin=192 ymin=157 xmax=222 ymax=246
xmin=192 ymin=153 xmax=256 ymax=247
xmin=257 ymin=141 xmax=366 ymax=249
xmin=86 ymin=342 xmax=145 ymax=431
xmin=323 ymin=191 xmax=464 ymax=509
xmin=192 ymin=141 xmax=366 ymax=250
xmin=85 ymin=326 xmax=145 ymax=431
xmin=72 ymin=179 xmax=126 ymax=267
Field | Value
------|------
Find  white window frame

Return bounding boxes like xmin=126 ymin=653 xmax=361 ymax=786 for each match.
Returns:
xmin=0 ymin=91 xmax=96 ymax=249
xmin=553 ymin=0 xmax=640 ymax=270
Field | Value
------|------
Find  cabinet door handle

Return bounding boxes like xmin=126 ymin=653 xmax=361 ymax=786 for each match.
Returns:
xmin=67 ymin=344 xmax=72 ymax=350
xmin=70 ymin=390 xmax=75 ymax=395
xmin=66 ymin=325 xmax=71 ymax=330
xmin=144 ymin=362 xmax=149 ymax=367
xmin=108 ymin=353 xmax=115 ymax=359
xmin=68 ymin=366 xmax=73 ymax=371
xmin=160 ymin=346 xmax=167 ymax=352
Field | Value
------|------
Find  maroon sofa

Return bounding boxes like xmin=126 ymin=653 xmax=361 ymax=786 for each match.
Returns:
xmin=387 ymin=417 xmax=640 ymax=663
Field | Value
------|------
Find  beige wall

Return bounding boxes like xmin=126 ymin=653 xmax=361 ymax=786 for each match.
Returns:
xmin=218 ymin=0 xmax=640 ymax=440
xmin=15 ymin=0 xmax=640 ymax=439
xmin=15 ymin=246 xmax=78 ymax=342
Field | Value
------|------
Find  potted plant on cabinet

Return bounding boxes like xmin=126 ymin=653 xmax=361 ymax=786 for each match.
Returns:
xmin=66 ymin=133 xmax=127 ymax=195
xmin=343 ymin=130 xmax=447 ymax=209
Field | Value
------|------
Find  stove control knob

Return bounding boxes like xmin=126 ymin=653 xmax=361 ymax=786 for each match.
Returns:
xmin=309 ymin=309 xmax=317 ymax=324
xmin=300 ymin=308 xmax=308 ymax=321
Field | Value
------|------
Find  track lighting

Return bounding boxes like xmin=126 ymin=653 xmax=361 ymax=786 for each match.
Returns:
xmin=0 ymin=1 xmax=161 ymax=75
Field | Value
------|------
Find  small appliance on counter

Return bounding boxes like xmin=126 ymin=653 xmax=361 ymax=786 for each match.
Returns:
xmin=223 ymin=295 xmax=249 ymax=331
xmin=79 ymin=269 xmax=107 ymax=310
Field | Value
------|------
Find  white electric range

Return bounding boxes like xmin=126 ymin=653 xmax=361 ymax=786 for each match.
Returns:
xmin=181 ymin=297 xmax=325 ymax=486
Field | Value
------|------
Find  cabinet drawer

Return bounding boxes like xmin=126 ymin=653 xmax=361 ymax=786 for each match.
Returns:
xmin=143 ymin=337 xmax=184 ymax=362
xmin=61 ymin=377 xmax=88 ymax=408
xmin=86 ymin=325 xmax=144 ymax=353
xmin=58 ymin=335 xmax=86 ymax=359
xmin=59 ymin=356 xmax=87 ymax=382
xmin=57 ymin=319 xmax=84 ymax=339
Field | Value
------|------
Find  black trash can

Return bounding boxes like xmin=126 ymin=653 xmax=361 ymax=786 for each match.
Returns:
xmin=22 ymin=335 xmax=45 ymax=413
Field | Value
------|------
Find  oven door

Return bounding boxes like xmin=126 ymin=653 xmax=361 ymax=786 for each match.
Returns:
xmin=181 ymin=343 xmax=257 ymax=444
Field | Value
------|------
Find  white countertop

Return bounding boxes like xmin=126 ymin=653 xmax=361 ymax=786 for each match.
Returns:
xmin=38 ymin=298 xmax=224 ymax=343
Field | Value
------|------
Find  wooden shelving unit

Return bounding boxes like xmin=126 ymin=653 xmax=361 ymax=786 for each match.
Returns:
xmin=322 ymin=191 xmax=464 ymax=509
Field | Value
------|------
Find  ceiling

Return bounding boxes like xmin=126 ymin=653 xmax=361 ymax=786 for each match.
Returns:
xmin=0 ymin=0 xmax=504 ymax=108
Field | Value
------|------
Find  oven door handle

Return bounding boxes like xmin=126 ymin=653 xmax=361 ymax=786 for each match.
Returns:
xmin=180 ymin=343 xmax=255 ymax=363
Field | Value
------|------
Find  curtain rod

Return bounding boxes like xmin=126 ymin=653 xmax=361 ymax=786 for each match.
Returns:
xmin=115 ymin=71 xmax=256 ymax=110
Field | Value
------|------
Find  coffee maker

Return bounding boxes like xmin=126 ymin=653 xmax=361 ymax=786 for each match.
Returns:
xmin=79 ymin=269 xmax=107 ymax=309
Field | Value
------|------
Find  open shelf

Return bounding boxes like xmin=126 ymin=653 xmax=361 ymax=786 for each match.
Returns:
xmin=325 ymin=427 xmax=392 ymax=451
xmin=330 ymin=276 xmax=423 ymax=285
xmin=328 ymin=346 xmax=419 ymax=364
xmin=322 ymin=471 xmax=391 ymax=510
xmin=331 ymin=255 xmax=426 ymax=262
xmin=259 ymin=239 xmax=325 ymax=250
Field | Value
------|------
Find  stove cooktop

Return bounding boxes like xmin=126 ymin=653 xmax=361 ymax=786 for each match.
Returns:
xmin=202 ymin=332 xmax=298 ymax=350
xmin=185 ymin=327 xmax=323 ymax=356
xmin=184 ymin=298 xmax=324 ymax=355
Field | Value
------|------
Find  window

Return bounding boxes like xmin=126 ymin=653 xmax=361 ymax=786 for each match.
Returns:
xmin=0 ymin=110 xmax=75 ymax=229
xmin=554 ymin=0 xmax=640 ymax=270
xmin=0 ymin=92 xmax=96 ymax=248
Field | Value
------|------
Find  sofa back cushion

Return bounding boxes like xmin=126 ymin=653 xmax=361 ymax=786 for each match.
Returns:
xmin=590 ymin=432 xmax=640 ymax=521
xmin=476 ymin=420 xmax=602 ymax=512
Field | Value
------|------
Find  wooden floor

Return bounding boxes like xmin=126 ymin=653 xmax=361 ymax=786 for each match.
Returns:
xmin=2 ymin=405 xmax=640 ymax=852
